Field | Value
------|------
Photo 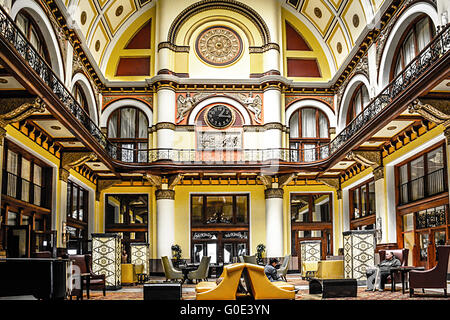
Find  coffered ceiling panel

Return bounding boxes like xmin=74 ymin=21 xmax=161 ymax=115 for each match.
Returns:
xmin=341 ymin=0 xmax=368 ymax=46
xmin=284 ymin=0 xmax=386 ymax=70
xmin=64 ymin=0 xmax=153 ymax=68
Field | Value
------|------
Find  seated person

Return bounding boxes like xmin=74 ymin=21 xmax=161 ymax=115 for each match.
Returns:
xmin=366 ymin=251 xmax=401 ymax=291
xmin=264 ymin=258 xmax=282 ymax=282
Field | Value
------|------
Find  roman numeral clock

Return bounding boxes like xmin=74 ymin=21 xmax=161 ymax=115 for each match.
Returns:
xmin=205 ymin=104 xmax=235 ymax=129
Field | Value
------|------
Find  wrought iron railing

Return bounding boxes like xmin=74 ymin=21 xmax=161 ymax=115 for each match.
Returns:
xmin=0 ymin=4 xmax=449 ymax=166
xmin=329 ymin=23 xmax=450 ymax=155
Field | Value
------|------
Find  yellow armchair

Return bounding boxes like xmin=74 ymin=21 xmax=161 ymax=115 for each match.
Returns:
xmin=121 ymin=264 xmax=137 ymax=284
xmin=315 ymin=260 xmax=344 ymax=279
xmin=195 ymin=263 xmax=245 ymax=300
xmin=243 ymin=263 xmax=295 ymax=300
xmin=301 ymin=261 xmax=319 ymax=279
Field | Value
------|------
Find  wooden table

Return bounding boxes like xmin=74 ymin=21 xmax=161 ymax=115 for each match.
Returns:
xmin=180 ymin=265 xmax=198 ymax=284
xmin=390 ymin=266 xmax=425 ymax=294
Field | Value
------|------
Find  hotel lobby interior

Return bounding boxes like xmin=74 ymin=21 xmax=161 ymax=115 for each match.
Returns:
xmin=0 ymin=0 xmax=449 ymax=308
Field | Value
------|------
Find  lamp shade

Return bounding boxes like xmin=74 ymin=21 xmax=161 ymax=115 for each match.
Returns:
xmin=343 ymin=230 xmax=376 ymax=284
xmin=92 ymin=233 xmax=122 ymax=290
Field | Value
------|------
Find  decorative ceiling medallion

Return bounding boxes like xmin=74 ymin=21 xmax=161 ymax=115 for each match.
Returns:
xmin=195 ymin=26 xmax=243 ymax=66
xmin=353 ymin=14 xmax=360 ymax=28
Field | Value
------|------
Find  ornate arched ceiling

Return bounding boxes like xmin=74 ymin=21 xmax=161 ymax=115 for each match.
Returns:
xmin=63 ymin=0 xmax=153 ymax=68
xmin=61 ymin=0 xmax=388 ymax=81
xmin=283 ymin=0 xmax=386 ymax=70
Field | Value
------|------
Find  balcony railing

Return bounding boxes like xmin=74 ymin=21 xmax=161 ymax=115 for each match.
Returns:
xmin=0 ymin=5 xmax=449 ymax=166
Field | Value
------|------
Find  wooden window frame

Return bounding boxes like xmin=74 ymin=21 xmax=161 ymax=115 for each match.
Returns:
xmin=289 ymin=108 xmax=330 ymax=161
xmin=395 ymin=141 xmax=447 ymax=207
xmin=390 ymin=15 xmax=435 ymax=81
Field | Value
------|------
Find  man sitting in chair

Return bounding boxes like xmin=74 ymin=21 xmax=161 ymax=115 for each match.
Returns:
xmin=366 ymin=251 xmax=401 ymax=291
xmin=264 ymin=258 xmax=282 ymax=282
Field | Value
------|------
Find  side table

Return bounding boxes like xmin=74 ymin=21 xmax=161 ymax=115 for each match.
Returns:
xmin=390 ymin=266 xmax=425 ymax=294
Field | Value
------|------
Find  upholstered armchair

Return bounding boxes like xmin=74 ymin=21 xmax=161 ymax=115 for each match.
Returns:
xmin=69 ymin=254 xmax=106 ymax=299
xmin=242 ymin=255 xmax=257 ymax=264
xmin=277 ymin=255 xmax=290 ymax=281
xmin=242 ymin=263 xmax=295 ymax=300
xmin=188 ymin=256 xmax=211 ymax=283
xmin=315 ymin=260 xmax=344 ymax=279
xmin=301 ymin=261 xmax=319 ymax=279
xmin=85 ymin=254 xmax=106 ymax=296
xmin=409 ymin=246 xmax=450 ymax=297
xmin=195 ymin=263 xmax=246 ymax=300
xmin=161 ymin=256 xmax=184 ymax=282
xmin=379 ymin=248 xmax=409 ymax=289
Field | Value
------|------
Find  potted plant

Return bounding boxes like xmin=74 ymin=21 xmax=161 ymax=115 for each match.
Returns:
xmin=171 ymin=244 xmax=183 ymax=268
xmin=256 ymin=243 xmax=266 ymax=265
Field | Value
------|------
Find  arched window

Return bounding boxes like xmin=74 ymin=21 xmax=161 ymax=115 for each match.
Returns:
xmin=107 ymin=107 xmax=149 ymax=162
xmin=392 ymin=15 xmax=435 ymax=78
xmin=289 ymin=107 xmax=329 ymax=161
xmin=15 ymin=11 xmax=50 ymax=63
xmin=72 ymin=83 xmax=89 ymax=114
xmin=347 ymin=84 xmax=369 ymax=125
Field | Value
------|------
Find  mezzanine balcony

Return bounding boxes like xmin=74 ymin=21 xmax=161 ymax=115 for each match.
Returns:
xmin=0 ymin=5 xmax=449 ymax=170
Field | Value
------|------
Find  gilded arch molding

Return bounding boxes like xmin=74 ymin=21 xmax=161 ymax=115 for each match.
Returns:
xmin=164 ymin=0 xmax=274 ymax=49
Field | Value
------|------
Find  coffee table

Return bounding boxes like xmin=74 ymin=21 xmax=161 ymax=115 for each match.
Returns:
xmin=390 ymin=266 xmax=425 ymax=294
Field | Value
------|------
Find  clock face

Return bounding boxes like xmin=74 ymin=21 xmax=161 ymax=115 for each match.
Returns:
xmin=205 ymin=105 xmax=235 ymax=129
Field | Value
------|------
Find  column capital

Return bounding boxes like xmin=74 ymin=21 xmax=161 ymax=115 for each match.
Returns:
xmin=373 ymin=166 xmax=384 ymax=181
xmin=264 ymin=188 xmax=284 ymax=199
xmin=156 ymin=189 xmax=175 ymax=200
xmin=59 ymin=168 xmax=70 ymax=182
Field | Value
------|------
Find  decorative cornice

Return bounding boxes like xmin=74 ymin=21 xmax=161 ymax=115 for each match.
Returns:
xmin=408 ymin=98 xmax=450 ymax=127
xmin=346 ymin=150 xmax=382 ymax=168
xmin=0 ymin=97 xmax=46 ymax=128
xmin=96 ymin=179 xmax=121 ymax=201
xmin=317 ymin=177 xmax=340 ymax=190
xmin=263 ymin=122 xmax=283 ymax=131
xmin=264 ymin=188 xmax=284 ymax=199
xmin=144 ymin=173 xmax=162 ymax=188
xmin=156 ymin=189 xmax=175 ymax=200
xmin=249 ymin=43 xmax=280 ymax=53
xmin=278 ymin=173 xmax=296 ymax=188
xmin=155 ymin=122 xmax=176 ymax=130
xmin=158 ymin=42 xmax=190 ymax=52
xmin=61 ymin=152 xmax=97 ymax=172
xmin=167 ymin=0 xmax=272 ymax=45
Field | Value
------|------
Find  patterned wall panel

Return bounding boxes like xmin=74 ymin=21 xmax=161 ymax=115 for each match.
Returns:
xmin=130 ymin=243 xmax=149 ymax=275
xmin=343 ymin=230 xmax=376 ymax=283
xmin=300 ymin=240 xmax=321 ymax=262
xmin=92 ymin=233 xmax=122 ymax=290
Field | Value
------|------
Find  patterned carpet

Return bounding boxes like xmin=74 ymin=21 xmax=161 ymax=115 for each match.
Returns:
xmin=83 ymin=274 xmax=450 ymax=301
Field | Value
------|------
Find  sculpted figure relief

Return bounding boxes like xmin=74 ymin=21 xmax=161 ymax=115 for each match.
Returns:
xmin=238 ymin=92 xmax=262 ymax=124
